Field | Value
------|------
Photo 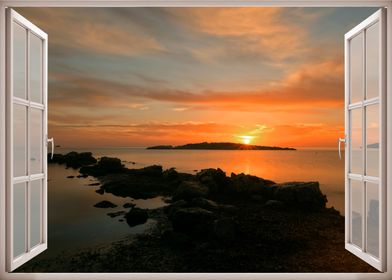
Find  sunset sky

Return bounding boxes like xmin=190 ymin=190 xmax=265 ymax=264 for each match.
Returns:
xmin=17 ymin=7 xmax=377 ymax=148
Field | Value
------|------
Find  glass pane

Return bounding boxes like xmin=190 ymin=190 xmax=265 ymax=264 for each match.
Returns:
xmin=30 ymin=109 xmax=43 ymax=174
xmin=30 ymin=34 xmax=43 ymax=103
xmin=350 ymin=109 xmax=363 ymax=174
xmin=13 ymin=104 xmax=27 ymax=177
xmin=366 ymin=22 xmax=380 ymax=100
xmin=30 ymin=180 xmax=42 ymax=248
xmin=366 ymin=104 xmax=379 ymax=177
xmin=366 ymin=181 xmax=379 ymax=258
xmin=13 ymin=182 xmax=26 ymax=258
xmin=350 ymin=32 xmax=364 ymax=104
xmin=13 ymin=23 xmax=26 ymax=100
xmin=351 ymin=179 xmax=363 ymax=248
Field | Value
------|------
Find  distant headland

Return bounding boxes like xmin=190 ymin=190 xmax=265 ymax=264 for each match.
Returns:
xmin=147 ymin=142 xmax=296 ymax=151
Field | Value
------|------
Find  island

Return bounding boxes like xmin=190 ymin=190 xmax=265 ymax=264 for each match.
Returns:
xmin=147 ymin=142 xmax=296 ymax=151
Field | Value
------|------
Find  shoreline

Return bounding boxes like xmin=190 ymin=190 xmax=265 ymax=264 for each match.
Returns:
xmin=17 ymin=152 xmax=371 ymax=272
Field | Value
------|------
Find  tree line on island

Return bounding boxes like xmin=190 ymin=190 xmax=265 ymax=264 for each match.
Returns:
xmin=147 ymin=142 xmax=296 ymax=150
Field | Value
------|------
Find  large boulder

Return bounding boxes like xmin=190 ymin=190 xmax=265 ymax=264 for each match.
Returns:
xmin=189 ymin=197 xmax=219 ymax=211
xmin=172 ymin=181 xmax=209 ymax=201
xmin=213 ymin=218 xmax=237 ymax=241
xmin=169 ymin=207 xmax=216 ymax=237
xmin=49 ymin=152 xmax=97 ymax=169
xmin=94 ymin=200 xmax=117 ymax=208
xmin=273 ymin=182 xmax=327 ymax=211
xmin=128 ymin=165 xmax=163 ymax=177
xmin=125 ymin=208 xmax=148 ymax=227
xmin=80 ymin=157 xmax=124 ymax=176
xmin=196 ymin=168 xmax=228 ymax=193
xmin=228 ymin=173 xmax=276 ymax=197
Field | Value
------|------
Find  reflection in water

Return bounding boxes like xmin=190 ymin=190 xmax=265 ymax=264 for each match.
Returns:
xmin=47 ymin=148 xmax=346 ymax=256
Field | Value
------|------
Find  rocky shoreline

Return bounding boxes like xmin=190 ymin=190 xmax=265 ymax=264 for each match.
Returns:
xmin=17 ymin=152 xmax=376 ymax=272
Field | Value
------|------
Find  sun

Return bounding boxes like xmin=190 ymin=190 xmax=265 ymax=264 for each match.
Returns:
xmin=239 ymin=135 xmax=254 ymax=145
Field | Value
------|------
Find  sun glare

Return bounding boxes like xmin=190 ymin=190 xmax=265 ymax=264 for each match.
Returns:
xmin=239 ymin=135 xmax=254 ymax=145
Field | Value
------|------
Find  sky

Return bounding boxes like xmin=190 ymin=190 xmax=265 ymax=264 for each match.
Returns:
xmin=17 ymin=7 xmax=377 ymax=148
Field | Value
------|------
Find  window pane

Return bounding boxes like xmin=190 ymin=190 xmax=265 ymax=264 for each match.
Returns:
xmin=351 ymin=179 xmax=363 ymax=248
xmin=14 ymin=182 xmax=26 ymax=258
xmin=366 ymin=104 xmax=379 ymax=177
xmin=30 ymin=34 xmax=43 ymax=104
xmin=350 ymin=108 xmax=363 ymax=174
xmin=366 ymin=181 xmax=379 ymax=258
xmin=350 ymin=32 xmax=363 ymax=104
xmin=30 ymin=109 xmax=43 ymax=174
xmin=30 ymin=180 xmax=42 ymax=248
xmin=366 ymin=22 xmax=379 ymax=100
xmin=13 ymin=23 xmax=26 ymax=100
xmin=13 ymin=104 xmax=27 ymax=177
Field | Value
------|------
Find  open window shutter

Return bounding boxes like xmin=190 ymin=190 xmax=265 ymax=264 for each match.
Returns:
xmin=344 ymin=8 xmax=386 ymax=271
xmin=6 ymin=9 xmax=49 ymax=271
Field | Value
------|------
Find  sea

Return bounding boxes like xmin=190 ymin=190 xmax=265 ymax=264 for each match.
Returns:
xmin=44 ymin=147 xmax=345 ymax=256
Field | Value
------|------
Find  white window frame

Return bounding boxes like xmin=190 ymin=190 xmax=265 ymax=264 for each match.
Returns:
xmin=0 ymin=0 xmax=391 ymax=280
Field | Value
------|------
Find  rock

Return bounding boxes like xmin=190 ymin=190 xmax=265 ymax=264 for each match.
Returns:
xmin=264 ymin=200 xmax=285 ymax=209
xmin=107 ymin=211 xmax=126 ymax=218
xmin=118 ymin=219 xmax=124 ymax=222
xmin=163 ymin=168 xmax=178 ymax=180
xmin=196 ymin=168 xmax=228 ymax=193
xmin=95 ymin=189 xmax=104 ymax=195
xmin=49 ymin=152 xmax=97 ymax=169
xmin=213 ymin=218 xmax=237 ymax=241
xmin=251 ymin=195 xmax=264 ymax=202
xmin=189 ymin=197 xmax=219 ymax=211
xmin=80 ymin=157 xmax=124 ymax=176
xmin=229 ymin=173 xmax=276 ymax=197
xmin=77 ymin=174 xmax=88 ymax=178
xmin=273 ymin=182 xmax=327 ymax=211
xmin=123 ymin=202 xmax=136 ymax=209
xmin=88 ymin=182 xmax=100 ymax=186
xmin=164 ymin=199 xmax=189 ymax=216
xmin=128 ymin=165 xmax=163 ymax=177
xmin=67 ymin=176 xmax=75 ymax=179
xmin=219 ymin=204 xmax=238 ymax=214
xmin=172 ymin=181 xmax=209 ymax=201
xmin=94 ymin=200 xmax=117 ymax=208
xmin=125 ymin=208 xmax=148 ymax=227
xmin=169 ymin=207 xmax=216 ymax=237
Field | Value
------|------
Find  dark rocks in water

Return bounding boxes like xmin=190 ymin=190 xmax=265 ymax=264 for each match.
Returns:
xmin=123 ymin=202 xmax=136 ymax=209
xmin=118 ymin=219 xmax=124 ymax=222
xmin=196 ymin=168 xmax=229 ymax=194
xmin=127 ymin=165 xmax=163 ymax=177
xmin=107 ymin=211 xmax=126 ymax=218
xmin=213 ymin=218 xmax=237 ymax=241
xmin=219 ymin=204 xmax=238 ymax=214
xmin=163 ymin=168 xmax=178 ymax=180
xmin=88 ymin=182 xmax=100 ymax=186
xmin=172 ymin=181 xmax=209 ymax=201
xmin=94 ymin=200 xmax=117 ymax=208
xmin=125 ymin=208 xmax=148 ymax=227
xmin=168 ymin=207 xmax=216 ymax=237
xmin=264 ymin=200 xmax=285 ymax=209
xmin=80 ymin=157 xmax=125 ymax=176
xmin=229 ymin=173 xmax=276 ymax=197
xmin=66 ymin=176 xmax=75 ymax=179
xmin=189 ymin=197 xmax=219 ymax=211
xmin=273 ymin=182 xmax=327 ymax=211
xmin=49 ymin=152 xmax=97 ymax=169
xmin=95 ymin=189 xmax=104 ymax=195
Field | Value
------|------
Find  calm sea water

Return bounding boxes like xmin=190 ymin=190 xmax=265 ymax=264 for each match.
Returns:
xmin=45 ymin=147 xmax=345 ymax=256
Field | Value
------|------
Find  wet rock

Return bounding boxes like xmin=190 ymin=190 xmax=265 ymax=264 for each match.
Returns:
xmin=172 ymin=181 xmax=209 ymax=201
xmin=273 ymin=182 xmax=327 ymax=211
xmin=107 ymin=211 xmax=126 ymax=218
xmin=213 ymin=218 xmax=237 ymax=241
xmin=123 ymin=202 xmax=136 ymax=209
xmin=196 ymin=168 xmax=228 ymax=194
xmin=125 ymin=208 xmax=148 ymax=227
xmin=229 ymin=173 xmax=276 ymax=197
xmin=94 ymin=200 xmax=117 ymax=208
xmin=189 ymin=197 xmax=219 ymax=211
xmin=80 ymin=157 xmax=125 ymax=176
xmin=128 ymin=165 xmax=163 ymax=177
xmin=264 ymin=200 xmax=285 ymax=209
xmin=163 ymin=168 xmax=178 ymax=180
xmin=95 ymin=189 xmax=104 ymax=195
xmin=169 ymin=207 xmax=216 ymax=237
xmin=49 ymin=152 xmax=97 ymax=169
xmin=67 ymin=176 xmax=75 ymax=179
